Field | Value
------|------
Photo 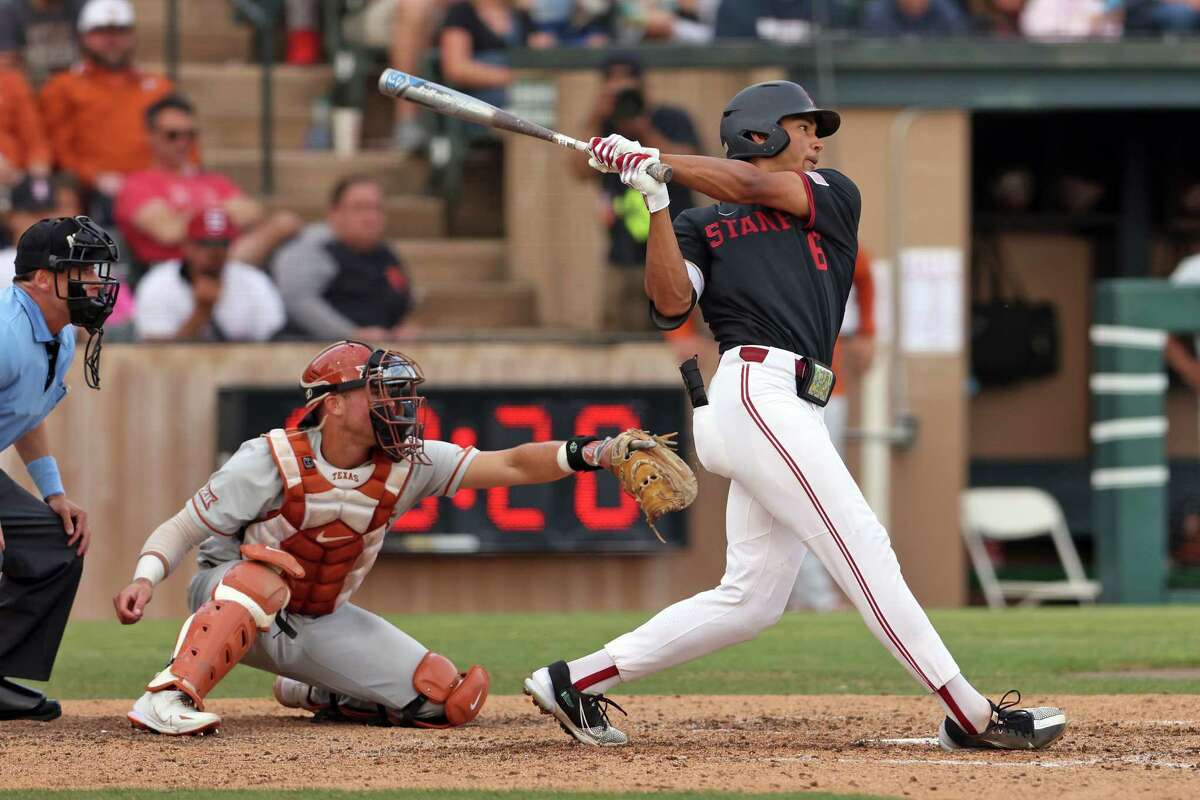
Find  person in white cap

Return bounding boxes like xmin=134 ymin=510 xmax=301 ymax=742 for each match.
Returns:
xmin=39 ymin=0 xmax=177 ymax=204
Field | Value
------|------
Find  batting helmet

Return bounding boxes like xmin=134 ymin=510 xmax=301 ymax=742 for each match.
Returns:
xmin=719 ymin=81 xmax=840 ymax=161
xmin=298 ymin=340 xmax=427 ymax=463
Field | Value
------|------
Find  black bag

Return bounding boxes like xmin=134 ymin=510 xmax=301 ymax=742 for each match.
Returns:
xmin=970 ymin=238 xmax=1060 ymax=387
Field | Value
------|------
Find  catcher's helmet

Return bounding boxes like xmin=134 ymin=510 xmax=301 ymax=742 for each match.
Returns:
xmin=719 ymin=81 xmax=840 ymax=161
xmin=298 ymin=340 xmax=427 ymax=463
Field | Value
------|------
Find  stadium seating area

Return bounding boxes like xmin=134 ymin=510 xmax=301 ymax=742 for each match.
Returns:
xmin=1 ymin=0 xmax=1197 ymax=342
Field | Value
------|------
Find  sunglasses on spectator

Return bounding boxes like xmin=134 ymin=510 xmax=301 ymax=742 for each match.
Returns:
xmin=158 ymin=128 xmax=198 ymax=142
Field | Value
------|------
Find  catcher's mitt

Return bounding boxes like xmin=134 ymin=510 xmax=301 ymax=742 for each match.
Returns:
xmin=606 ymin=429 xmax=698 ymax=542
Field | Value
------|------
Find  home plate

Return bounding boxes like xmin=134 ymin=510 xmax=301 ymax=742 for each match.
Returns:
xmin=871 ymin=737 xmax=940 ymax=746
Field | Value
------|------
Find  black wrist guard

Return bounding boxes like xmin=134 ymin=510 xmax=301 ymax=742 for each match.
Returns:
xmin=565 ymin=436 xmax=603 ymax=471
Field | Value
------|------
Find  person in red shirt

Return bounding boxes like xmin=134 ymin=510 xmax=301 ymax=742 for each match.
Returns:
xmin=115 ymin=95 xmax=300 ymax=270
xmin=0 ymin=65 xmax=51 ymax=191
xmin=38 ymin=0 xmax=173 ymax=201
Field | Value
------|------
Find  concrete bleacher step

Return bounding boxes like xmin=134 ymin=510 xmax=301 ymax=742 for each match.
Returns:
xmin=209 ymin=150 xmax=429 ymax=199
xmin=134 ymin=0 xmax=251 ymax=64
xmin=267 ymin=195 xmax=446 ymax=239
xmin=170 ymin=64 xmax=333 ymax=149
xmin=169 ymin=64 xmax=333 ymax=118
xmin=394 ymin=239 xmax=506 ymax=284
xmin=411 ymin=282 xmax=537 ymax=328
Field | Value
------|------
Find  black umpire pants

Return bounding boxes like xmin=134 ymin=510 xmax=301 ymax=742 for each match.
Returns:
xmin=0 ymin=467 xmax=83 ymax=681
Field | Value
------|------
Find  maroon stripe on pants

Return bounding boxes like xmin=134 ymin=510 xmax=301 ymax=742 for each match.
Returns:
xmin=574 ymin=665 xmax=620 ymax=692
xmin=738 ymin=365 xmax=958 ymax=716
xmin=937 ymin=685 xmax=980 ymax=735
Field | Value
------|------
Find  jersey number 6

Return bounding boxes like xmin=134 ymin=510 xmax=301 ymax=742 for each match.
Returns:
xmin=806 ymin=231 xmax=829 ymax=272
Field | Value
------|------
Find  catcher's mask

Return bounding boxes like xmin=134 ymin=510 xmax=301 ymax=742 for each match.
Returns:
xmin=298 ymin=340 xmax=427 ymax=463
xmin=13 ymin=215 xmax=121 ymax=389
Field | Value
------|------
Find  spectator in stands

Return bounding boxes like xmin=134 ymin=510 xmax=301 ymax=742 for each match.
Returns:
xmin=863 ymin=0 xmax=971 ymax=33
xmin=0 ymin=65 xmax=51 ymax=194
xmin=39 ymin=0 xmax=174 ymax=208
xmin=968 ymin=0 xmax=1025 ymax=35
xmin=637 ymin=0 xmax=721 ymax=43
xmin=1 ymin=176 xmax=69 ymax=285
xmin=574 ymin=53 xmax=699 ymax=330
xmin=1019 ymin=0 xmax=1122 ymax=37
xmin=439 ymin=0 xmax=539 ymax=110
xmin=714 ymin=0 xmax=851 ymax=42
xmin=134 ymin=207 xmax=285 ymax=342
xmin=351 ymin=0 xmax=454 ymax=154
xmin=0 ymin=173 xmax=135 ymax=327
xmin=526 ymin=0 xmax=616 ymax=46
xmin=272 ymin=176 xmax=414 ymax=341
xmin=1125 ymin=0 xmax=1200 ymax=32
xmin=0 ymin=0 xmax=85 ymax=87
xmin=115 ymin=95 xmax=301 ymax=273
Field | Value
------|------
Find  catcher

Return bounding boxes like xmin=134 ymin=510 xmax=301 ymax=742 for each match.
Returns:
xmin=112 ymin=340 xmax=695 ymax=735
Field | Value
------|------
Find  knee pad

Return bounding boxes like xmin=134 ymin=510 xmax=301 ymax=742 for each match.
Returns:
xmin=146 ymin=560 xmax=290 ymax=709
xmin=214 ymin=558 xmax=293 ymax=629
xmin=409 ymin=651 xmax=490 ymax=729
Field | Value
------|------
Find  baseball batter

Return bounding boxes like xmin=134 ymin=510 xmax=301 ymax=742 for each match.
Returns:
xmin=112 ymin=340 xmax=675 ymax=735
xmin=523 ymin=81 xmax=1069 ymax=751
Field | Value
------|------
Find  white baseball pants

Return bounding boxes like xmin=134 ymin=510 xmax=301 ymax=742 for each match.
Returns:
xmin=606 ymin=345 xmax=966 ymax=709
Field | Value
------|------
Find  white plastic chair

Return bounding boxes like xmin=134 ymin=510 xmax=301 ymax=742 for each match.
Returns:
xmin=961 ymin=487 xmax=1101 ymax=609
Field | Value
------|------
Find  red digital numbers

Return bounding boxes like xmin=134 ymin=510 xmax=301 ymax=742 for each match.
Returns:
xmin=392 ymin=402 xmax=645 ymax=534
xmin=574 ymin=404 xmax=640 ymax=530
xmin=486 ymin=405 xmax=553 ymax=531
xmin=807 ymin=230 xmax=828 ymax=271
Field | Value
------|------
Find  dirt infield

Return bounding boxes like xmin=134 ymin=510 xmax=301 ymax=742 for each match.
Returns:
xmin=3 ymin=694 xmax=1197 ymax=799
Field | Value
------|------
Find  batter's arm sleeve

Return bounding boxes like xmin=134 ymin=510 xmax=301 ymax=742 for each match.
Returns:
xmin=183 ymin=437 xmax=283 ymax=537
xmin=272 ymin=236 xmax=357 ymax=339
xmin=803 ymin=169 xmax=862 ymax=248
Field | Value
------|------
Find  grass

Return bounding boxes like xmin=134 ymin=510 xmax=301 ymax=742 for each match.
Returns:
xmin=0 ymin=793 xmax=894 ymax=800
xmin=23 ymin=606 xmax=1200 ymax=701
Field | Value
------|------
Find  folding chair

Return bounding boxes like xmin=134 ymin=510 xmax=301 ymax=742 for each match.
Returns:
xmin=961 ymin=487 xmax=1101 ymax=608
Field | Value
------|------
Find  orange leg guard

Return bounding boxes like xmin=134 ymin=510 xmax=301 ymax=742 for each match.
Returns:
xmin=147 ymin=561 xmax=289 ymax=710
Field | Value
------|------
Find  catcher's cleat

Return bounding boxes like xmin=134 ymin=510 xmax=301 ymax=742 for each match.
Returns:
xmin=939 ymin=690 xmax=1067 ymax=751
xmin=523 ymin=660 xmax=628 ymax=746
xmin=128 ymin=690 xmax=221 ymax=736
xmin=273 ymin=676 xmax=326 ymax=713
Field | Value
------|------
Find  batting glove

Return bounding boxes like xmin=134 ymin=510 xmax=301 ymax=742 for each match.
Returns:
xmin=617 ymin=151 xmax=670 ymax=214
xmin=588 ymin=134 xmax=645 ymax=174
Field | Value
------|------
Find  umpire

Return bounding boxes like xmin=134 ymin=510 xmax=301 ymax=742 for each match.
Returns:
xmin=0 ymin=216 xmax=120 ymax=721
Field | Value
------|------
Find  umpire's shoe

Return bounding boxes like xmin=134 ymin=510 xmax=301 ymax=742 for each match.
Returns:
xmin=0 ymin=678 xmax=61 ymax=721
xmin=128 ymin=690 xmax=221 ymax=736
xmin=523 ymin=660 xmax=628 ymax=746
xmin=939 ymin=690 xmax=1067 ymax=751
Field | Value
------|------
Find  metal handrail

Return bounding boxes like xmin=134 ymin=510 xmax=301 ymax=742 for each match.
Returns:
xmin=226 ymin=0 xmax=283 ymax=196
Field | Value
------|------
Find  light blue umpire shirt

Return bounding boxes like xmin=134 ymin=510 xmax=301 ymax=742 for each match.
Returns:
xmin=0 ymin=285 xmax=76 ymax=454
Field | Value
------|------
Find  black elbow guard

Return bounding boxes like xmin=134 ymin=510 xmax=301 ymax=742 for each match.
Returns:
xmin=648 ymin=289 xmax=697 ymax=331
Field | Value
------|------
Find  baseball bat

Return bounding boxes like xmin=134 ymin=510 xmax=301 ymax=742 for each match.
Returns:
xmin=378 ymin=68 xmax=672 ymax=184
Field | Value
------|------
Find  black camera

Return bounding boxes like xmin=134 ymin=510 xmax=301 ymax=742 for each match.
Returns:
xmin=611 ymin=87 xmax=646 ymax=121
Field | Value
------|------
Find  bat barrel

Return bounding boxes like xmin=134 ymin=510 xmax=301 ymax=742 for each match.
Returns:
xmin=378 ymin=68 xmax=413 ymax=98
